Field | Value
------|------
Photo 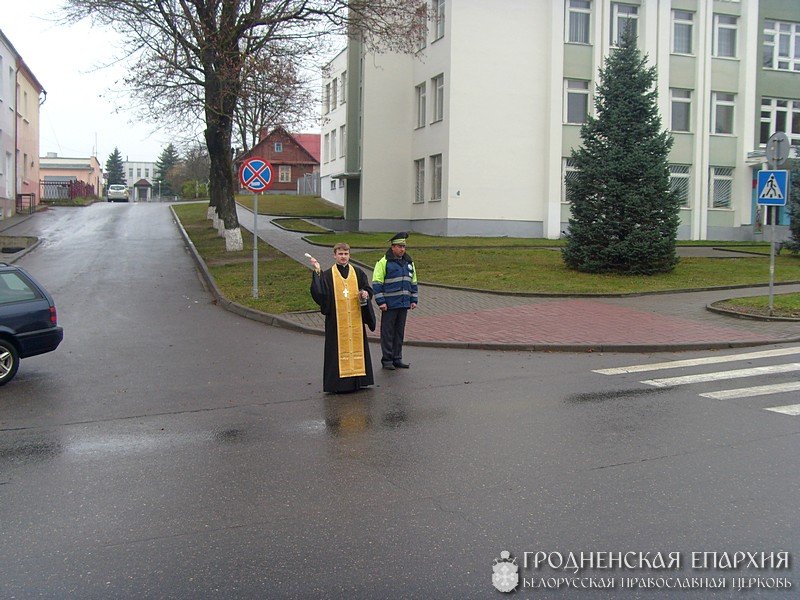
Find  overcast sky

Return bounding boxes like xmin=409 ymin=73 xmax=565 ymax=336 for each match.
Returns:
xmin=2 ymin=0 xmax=182 ymax=163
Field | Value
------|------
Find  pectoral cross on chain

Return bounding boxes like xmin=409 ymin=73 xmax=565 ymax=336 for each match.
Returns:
xmin=342 ymin=287 xmax=350 ymax=299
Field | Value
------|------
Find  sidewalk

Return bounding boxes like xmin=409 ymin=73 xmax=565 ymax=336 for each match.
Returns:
xmin=231 ymin=205 xmax=800 ymax=352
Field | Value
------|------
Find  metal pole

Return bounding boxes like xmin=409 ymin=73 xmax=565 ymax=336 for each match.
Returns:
xmin=767 ymin=155 xmax=776 ymax=316
xmin=252 ymin=194 xmax=259 ymax=299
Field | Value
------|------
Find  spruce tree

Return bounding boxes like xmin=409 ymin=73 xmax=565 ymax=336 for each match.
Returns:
xmin=155 ymin=144 xmax=181 ymax=196
xmin=105 ymin=147 xmax=126 ymax=186
xmin=562 ymin=26 xmax=680 ymax=275
xmin=782 ymin=158 xmax=800 ymax=254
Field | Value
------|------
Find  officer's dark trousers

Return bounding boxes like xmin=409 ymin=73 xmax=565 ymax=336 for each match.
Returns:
xmin=380 ymin=308 xmax=408 ymax=366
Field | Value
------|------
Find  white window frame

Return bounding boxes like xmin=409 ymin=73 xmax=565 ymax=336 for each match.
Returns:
xmin=274 ymin=142 xmax=283 ymax=153
xmin=430 ymin=154 xmax=442 ymax=201
xmin=415 ymin=82 xmax=427 ymax=128
xmin=432 ymin=74 xmax=444 ymax=123
xmin=414 ymin=2 xmax=427 ymax=51
xmin=562 ymin=158 xmax=579 ymax=204
xmin=713 ymin=14 xmax=738 ymax=58
xmin=565 ymin=0 xmax=591 ymax=45
xmin=611 ymin=3 xmax=638 ymax=47
xmin=330 ymin=129 xmax=337 ymax=160
xmin=331 ymin=78 xmax=338 ymax=110
xmin=339 ymin=125 xmax=346 ymax=158
xmin=669 ymin=164 xmax=691 ymax=208
xmin=433 ymin=0 xmax=445 ymax=41
xmin=324 ymin=83 xmax=330 ymax=114
xmin=279 ymin=165 xmax=292 ymax=183
xmin=564 ymin=79 xmax=590 ymax=124
xmin=340 ymin=71 xmax=347 ymax=103
xmin=763 ymin=20 xmax=800 ymax=72
xmin=670 ymin=88 xmax=692 ymax=132
xmin=711 ymin=92 xmax=735 ymax=135
xmin=672 ymin=10 xmax=693 ymax=55
xmin=323 ymin=133 xmax=330 ymax=163
xmin=760 ymin=97 xmax=800 ymax=147
xmin=709 ymin=167 xmax=733 ymax=209
xmin=414 ymin=159 xmax=425 ymax=204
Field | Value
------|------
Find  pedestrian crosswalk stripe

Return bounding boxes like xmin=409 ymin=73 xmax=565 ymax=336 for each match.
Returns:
xmin=641 ymin=362 xmax=800 ymax=387
xmin=593 ymin=346 xmax=800 ymax=375
xmin=699 ymin=381 xmax=800 ymax=400
xmin=764 ymin=404 xmax=800 ymax=416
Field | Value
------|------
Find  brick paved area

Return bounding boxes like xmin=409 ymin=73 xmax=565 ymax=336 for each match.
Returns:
xmin=236 ymin=206 xmax=800 ymax=350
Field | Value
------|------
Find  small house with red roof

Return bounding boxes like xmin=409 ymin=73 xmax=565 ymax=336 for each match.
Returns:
xmin=236 ymin=127 xmax=320 ymax=193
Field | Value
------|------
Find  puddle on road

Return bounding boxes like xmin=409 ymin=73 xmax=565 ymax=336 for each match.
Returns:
xmin=565 ymin=386 xmax=673 ymax=403
xmin=0 ymin=440 xmax=62 ymax=465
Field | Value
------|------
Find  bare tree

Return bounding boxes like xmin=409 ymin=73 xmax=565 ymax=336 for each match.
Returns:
xmin=62 ymin=0 xmax=422 ymax=250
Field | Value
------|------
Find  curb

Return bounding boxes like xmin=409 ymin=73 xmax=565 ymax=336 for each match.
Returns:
xmin=173 ymin=208 xmax=800 ymax=353
xmin=706 ymin=302 xmax=800 ymax=322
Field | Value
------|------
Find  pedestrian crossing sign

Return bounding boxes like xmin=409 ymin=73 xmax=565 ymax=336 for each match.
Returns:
xmin=756 ymin=170 xmax=788 ymax=206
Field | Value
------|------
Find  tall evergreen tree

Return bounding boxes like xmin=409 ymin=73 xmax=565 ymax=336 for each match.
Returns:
xmin=155 ymin=144 xmax=180 ymax=196
xmin=782 ymin=158 xmax=800 ymax=253
xmin=562 ymin=26 xmax=680 ymax=275
xmin=105 ymin=147 xmax=126 ymax=186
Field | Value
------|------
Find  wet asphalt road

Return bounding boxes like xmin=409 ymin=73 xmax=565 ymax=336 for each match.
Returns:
xmin=1 ymin=203 xmax=798 ymax=599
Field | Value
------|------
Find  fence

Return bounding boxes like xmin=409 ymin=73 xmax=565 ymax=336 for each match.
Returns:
xmin=15 ymin=193 xmax=36 ymax=215
xmin=41 ymin=179 xmax=96 ymax=201
xmin=297 ymin=172 xmax=320 ymax=196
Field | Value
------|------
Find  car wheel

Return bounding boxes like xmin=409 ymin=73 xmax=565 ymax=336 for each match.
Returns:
xmin=0 ymin=339 xmax=20 ymax=386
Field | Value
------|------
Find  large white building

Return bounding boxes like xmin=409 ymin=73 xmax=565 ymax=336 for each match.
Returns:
xmin=322 ymin=0 xmax=798 ymax=240
xmin=320 ymin=48 xmax=349 ymax=207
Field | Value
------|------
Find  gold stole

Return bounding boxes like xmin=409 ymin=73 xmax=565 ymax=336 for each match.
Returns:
xmin=331 ymin=266 xmax=366 ymax=378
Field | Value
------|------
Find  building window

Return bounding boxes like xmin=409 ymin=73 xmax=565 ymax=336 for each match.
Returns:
xmin=760 ymin=97 xmax=800 ymax=147
xmin=432 ymin=74 xmax=444 ymax=123
xmin=339 ymin=178 xmax=345 ymax=189
xmin=340 ymin=71 xmax=347 ymax=103
xmin=669 ymin=164 xmax=691 ymax=207
xmin=279 ymin=165 xmax=292 ymax=183
xmin=129 ymin=168 xmax=133 ymax=178
xmin=763 ymin=20 xmax=800 ymax=71
xmin=566 ymin=0 xmax=591 ymax=44
xmin=430 ymin=154 xmax=442 ymax=201
xmin=611 ymin=3 xmax=638 ymax=46
xmin=670 ymin=88 xmax=692 ymax=132
xmin=331 ymin=78 xmax=338 ymax=110
xmin=330 ymin=179 xmax=337 ymax=190
xmin=434 ymin=0 xmax=445 ymax=40
xmin=324 ymin=83 xmax=330 ymax=114
xmin=709 ymin=167 xmax=733 ymax=209
xmin=562 ymin=158 xmax=580 ymax=203
xmin=330 ymin=129 xmax=337 ymax=160
xmin=711 ymin=92 xmax=735 ymax=134
xmin=414 ymin=159 xmax=425 ymax=203
xmin=414 ymin=2 xmax=427 ymax=50
xmin=415 ymin=83 xmax=426 ymax=128
xmin=324 ymin=133 xmax=330 ymax=162
xmin=137 ymin=168 xmax=141 ymax=178
xmin=713 ymin=14 xmax=737 ymax=58
xmin=145 ymin=168 xmax=149 ymax=178
xmin=564 ymin=79 xmax=589 ymax=124
xmin=672 ymin=10 xmax=693 ymax=54
xmin=274 ymin=142 xmax=283 ymax=153
xmin=340 ymin=125 xmax=346 ymax=158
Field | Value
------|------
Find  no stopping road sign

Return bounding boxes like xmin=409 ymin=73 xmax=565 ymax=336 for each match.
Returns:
xmin=239 ymin=158 xmax=275 ymax=192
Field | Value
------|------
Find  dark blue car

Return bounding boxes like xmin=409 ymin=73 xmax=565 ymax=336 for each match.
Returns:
xmin=0 ymin=263 xmax=63 ymax=385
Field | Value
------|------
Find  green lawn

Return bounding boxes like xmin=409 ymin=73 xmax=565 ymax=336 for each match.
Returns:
xmin=236 ymin=195 xmax=343 ymax=217
xmin=271 ymin=218 xmax=331 ymax=233
xmin=173 ymin=203 xmax=317 ymax=312
xmin=353 ymin=248 xmax=800 ymax=294
xmin=714 ymin=293 xmax=800 ymax=319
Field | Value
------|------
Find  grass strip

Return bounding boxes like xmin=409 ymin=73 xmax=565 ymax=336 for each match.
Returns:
xmin=714 ymin=293 xmax=800 ymax=319
xmin=173 ymin=203 xmax=317 ymax=313
xmin=353 ymin=248 xmax=800 ymax=294
xmin=271 ymin=218 xmax=331 ymax=233
xmin=236 ymin=195 xmax=343 ymax=218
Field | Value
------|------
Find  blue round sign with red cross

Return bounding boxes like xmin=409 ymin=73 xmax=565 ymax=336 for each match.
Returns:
xmin=239 ymin=158 xmax=275 ymax=192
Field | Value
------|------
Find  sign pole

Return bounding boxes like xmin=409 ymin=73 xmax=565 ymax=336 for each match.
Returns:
xmin=762 ymin=132 xmax=790 ymax=316
xmin=253 ymin=193 xmax=259 ymax=299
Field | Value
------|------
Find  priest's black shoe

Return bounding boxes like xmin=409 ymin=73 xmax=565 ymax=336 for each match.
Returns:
xmin=393 ymin=362 xmax=410 ymax=369
xmin=382 ymin=363 xmax=396 ymax=370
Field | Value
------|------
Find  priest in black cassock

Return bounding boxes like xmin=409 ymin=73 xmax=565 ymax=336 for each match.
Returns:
xmin=308 ymin=243 xmax=376 ymax=393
